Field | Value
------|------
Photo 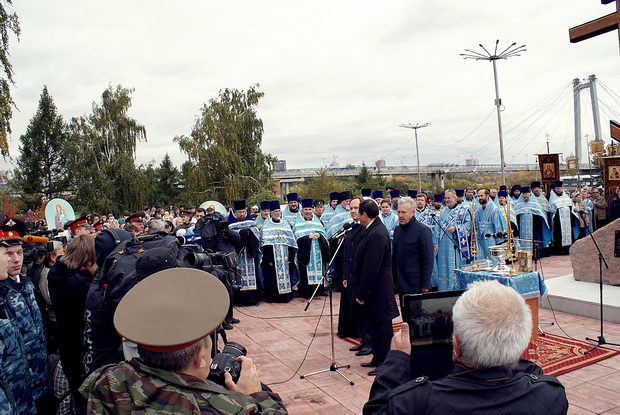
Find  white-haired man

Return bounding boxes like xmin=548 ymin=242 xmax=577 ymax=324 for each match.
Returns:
xmin=364 ymin=280 xmax=568 ymax=414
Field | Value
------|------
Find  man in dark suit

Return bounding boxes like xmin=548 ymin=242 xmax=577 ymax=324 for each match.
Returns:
xmin=353 ymin=199 xmax=399 ymax=376
xmin=393 ymin=196 xmax=434 ymax=305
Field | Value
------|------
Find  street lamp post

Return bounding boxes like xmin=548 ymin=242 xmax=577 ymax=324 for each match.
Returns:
xmin=399 ymin=122 xmax=430 ymax=191
xmin=461 ymin=40 xmax=526 ymax=186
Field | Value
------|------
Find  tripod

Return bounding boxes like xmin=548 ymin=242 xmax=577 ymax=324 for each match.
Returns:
xmin=583 ymin=223 xmax=619 ymax=354
xmin=300 ymin=235 xmax=354 ymax=385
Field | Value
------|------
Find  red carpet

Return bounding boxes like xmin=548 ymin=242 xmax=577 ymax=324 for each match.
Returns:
xmin=340 ymin=327 xmax=619 ymax=377
xmin=523 ymin=333 xmax=619 ymax=377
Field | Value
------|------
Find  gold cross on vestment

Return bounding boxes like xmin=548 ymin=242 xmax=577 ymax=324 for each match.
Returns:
xmin=569 ymin=0 xmax=620 ymax=53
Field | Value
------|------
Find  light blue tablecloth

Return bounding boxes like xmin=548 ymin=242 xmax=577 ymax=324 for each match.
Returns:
xmin=454 ymin=270 xmax=547 ymax=300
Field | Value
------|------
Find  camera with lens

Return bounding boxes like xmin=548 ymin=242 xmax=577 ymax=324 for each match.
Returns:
xmin=208 ymin=342 xmax=247 ymax=385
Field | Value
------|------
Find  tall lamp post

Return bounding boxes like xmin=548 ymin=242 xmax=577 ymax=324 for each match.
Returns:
xmin=460 ymin=40 xmax=526 ymax=186
xmin=399 ymin=122 xmax=430 ymax=190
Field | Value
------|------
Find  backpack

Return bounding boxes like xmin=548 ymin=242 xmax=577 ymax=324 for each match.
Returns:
xmin=82 ymin=232 xmax=182 ymax=376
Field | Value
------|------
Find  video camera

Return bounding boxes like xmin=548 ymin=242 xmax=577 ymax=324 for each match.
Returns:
xmin=183 ymin=246 xmax=241 ymax=288
xmin=22 ymin=228 xmax=67 ymax=265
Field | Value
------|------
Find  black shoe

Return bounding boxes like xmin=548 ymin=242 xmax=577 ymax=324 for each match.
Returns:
xmin=367 ymin=369 xmax=379 ymax=376
xmin=360 ymin=361 xmax=378 ymax=368
xmin=231 ymin=318 xmax=240 ymax=324
xmin=222 ymin=323 xmax=234 ymax=330
xmin=355 ymin=347 xmax=373 ymax=356
xmin=349 ymin=343 xmax=364 ymax=352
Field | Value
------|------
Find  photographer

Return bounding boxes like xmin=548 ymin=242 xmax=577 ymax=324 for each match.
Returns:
xmin=194 ymin=209 xmax=242 ymax=329
xmin=363 ymin=280 xmax=568 ymax=415
xmin=79 ymin=268 xmax=288 ymax=414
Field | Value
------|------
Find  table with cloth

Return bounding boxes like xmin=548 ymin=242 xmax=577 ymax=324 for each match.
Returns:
xmin=454 ymin=269 xmax=547 ymax=341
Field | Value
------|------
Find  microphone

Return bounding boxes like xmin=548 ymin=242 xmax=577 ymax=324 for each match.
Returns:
xmin=331 ymin=223 xmax=352 ymax=239
xmin=484 ymin=232 xmax=508 ymax=238
xmin=425 ymin=211 xmax=437 ymax=217
xmin=23 ymin=235 xmax=49 ymax=243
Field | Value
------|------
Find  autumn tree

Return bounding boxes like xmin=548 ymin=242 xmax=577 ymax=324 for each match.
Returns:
xmin=175 ymin=84 xmax=275 ymax=205
xmin=0 ymin=0 xmax=20 ymax=155
xmin=66 ymin=85 xmax=147 ymax=213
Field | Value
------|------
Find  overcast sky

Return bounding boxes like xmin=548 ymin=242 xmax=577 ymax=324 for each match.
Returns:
xmin=3 ymin=1 xmax=620 ymax=171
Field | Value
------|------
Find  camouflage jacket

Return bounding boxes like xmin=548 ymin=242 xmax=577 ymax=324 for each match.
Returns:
xmin=0 ymin=279 xmax=48 ymax=402
xmin=0 ymin=315 xmax=37 ymax=414
xmin=80 ymin=358 xmax=288 ymax=414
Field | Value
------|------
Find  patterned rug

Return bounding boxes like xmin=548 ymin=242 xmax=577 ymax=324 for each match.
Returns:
xmin=523 ymin=333 xmax=619 ymax=377
xmin=340 ymin=327 xmax=619 ymax=377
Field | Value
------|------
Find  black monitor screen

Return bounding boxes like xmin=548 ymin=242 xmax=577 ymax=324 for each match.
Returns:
xmin=403 ymin=290 xmax=464 ymax=347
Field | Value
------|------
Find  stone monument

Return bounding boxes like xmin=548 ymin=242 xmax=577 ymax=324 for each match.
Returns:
xmin=570 ymin=218 xmax=620 ymax=285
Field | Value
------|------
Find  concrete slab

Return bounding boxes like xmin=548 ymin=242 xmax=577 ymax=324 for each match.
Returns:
xmin=541 ymin=274 xmax=620 ymax=323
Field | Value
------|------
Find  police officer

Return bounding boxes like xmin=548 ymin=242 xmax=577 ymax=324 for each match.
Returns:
xmin=80 ymin=268 xmax=288 ymax=414
xmin=363 ymin=280 xmax=568 ymax=414
xmin=0 ymin=217 xmax=49 ymax=412
xmin=64 ymin=214 xmax=92 ymax=238
xmin=124 ymin=211 xmax=147 ymax=235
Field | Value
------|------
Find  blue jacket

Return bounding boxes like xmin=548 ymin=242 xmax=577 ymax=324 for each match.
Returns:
xmin=0 ymin=278 xmax=48 ymax=402
xmin=0 ymin=284 xmax=38 ymax=414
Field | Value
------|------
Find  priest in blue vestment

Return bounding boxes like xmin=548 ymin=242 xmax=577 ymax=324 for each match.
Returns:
xmin=294 ymin=198 xmax=330 ymax=299
xmin=413 ymin=192 xmax=434 ymax=229
xmin=432 ymin=190 xmax=472 ymax=291
xmin=513 ymin=186 xmax=552 ymax=257
xmin=282 ymin=192 xmax=300 ymax=228
xmin=372 ymin=190 xmax=384 ymax=206
xmin=549 ymin=181 xmax=580 ymax=254
xmin=261 ymin=200 xmax=298 ymax=303
xmin=474 ymin=188 xmax=506 ymax=262
xmin=228 ymin=199 xmax=262 ymax=306
xmin=320 ymin=192 xmax=340 ymax=225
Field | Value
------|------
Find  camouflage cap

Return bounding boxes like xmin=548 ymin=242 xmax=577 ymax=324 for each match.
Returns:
xmin=114 ymin=268 xmax=230 ymax=352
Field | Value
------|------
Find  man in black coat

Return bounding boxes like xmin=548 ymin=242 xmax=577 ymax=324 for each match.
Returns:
xmin=392 ymin=197 xmax=434 ymax=305
xmin=363 ymin=280 xmax=568 ymax=415
xmin=337 ymin=197 xmax=372 ymax=356
xmin=353 ymin=199 xmax=399 ymax=375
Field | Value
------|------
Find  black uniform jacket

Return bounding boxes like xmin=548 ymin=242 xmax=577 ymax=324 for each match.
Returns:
xmin=392 ymin=217 xmax=434 ymax=294
xmin=351 ymin=219 xmax=399 ymax=323
xmin=364 ymin=350 xmax=568 ymax=415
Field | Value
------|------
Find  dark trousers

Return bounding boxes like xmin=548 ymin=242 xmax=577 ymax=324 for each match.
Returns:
xmin=225 ymin=287 xmax=234 ymax=323
xmin=366 ymin=321 xmax=393 ymax=365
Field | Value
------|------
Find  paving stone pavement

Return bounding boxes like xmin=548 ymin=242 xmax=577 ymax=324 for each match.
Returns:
xmin=226 ymin=255 xmax=620 ymax=414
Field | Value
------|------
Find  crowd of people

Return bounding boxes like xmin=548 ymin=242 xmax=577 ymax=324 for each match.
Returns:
xmin=1 ymin=178 xmax=600 ymax=413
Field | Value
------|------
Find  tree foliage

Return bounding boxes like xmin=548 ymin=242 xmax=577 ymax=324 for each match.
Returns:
xmin=175 ymin=84 xmax=275 ymax=205
xmin=66 ymin=85 xmax=147 ymax=213
xmin=140 ymin=153 xmax=181 ymax=207
xmin=13 ymin=86 xmax=69 ymax=202
xmin=289 ymin=169 xmax=349 ymax=201
xmin=354 ymin=164 xmax=386 ymax=192
xmin=0 ymin=0 xmax=19 ymax=155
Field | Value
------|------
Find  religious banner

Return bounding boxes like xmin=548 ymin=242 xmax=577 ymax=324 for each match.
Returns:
xmin=590 ymin=139 xmax=605 ymax=155
xmin=45 ymin=198 xmax=76 ymax=230
xmin=199 ymin=200 xmax=227 ymax=215
xmin=536 ymin=153 xmax=560 ymax=192
xmin=602 ymin=156 xmax=620 ymax=200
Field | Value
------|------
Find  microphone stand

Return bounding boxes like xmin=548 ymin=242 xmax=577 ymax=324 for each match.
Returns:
xmin=301 ymin=233 xmax=355 ymax=385
xmin=583 ymin=223 xmax=619 ymax=354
